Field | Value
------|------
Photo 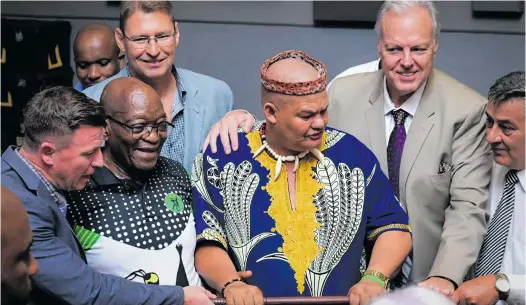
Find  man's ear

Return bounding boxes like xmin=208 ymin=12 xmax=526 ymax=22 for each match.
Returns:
xmin=174 ymin=22 xmax=180 ymax=48
xmin=432 ymin=41 xmax=439 ymax=56
xmin=115 ymin=28 xmax=125 ymax=54
xmin=39 ymin=142 xmax=57 ymax=166
xmin=263 ymin=102 xmax=278 ymax=125
xmin=103 ymin=119 xmax=111 ymax=142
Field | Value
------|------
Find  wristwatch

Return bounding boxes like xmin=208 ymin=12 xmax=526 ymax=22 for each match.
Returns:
xmin=363 ymin=270 xmax=390 ymax=289
xmin=495 ymin=273 xmax=510 ymax=301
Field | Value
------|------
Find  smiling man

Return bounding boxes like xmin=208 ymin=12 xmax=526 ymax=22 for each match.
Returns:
xmin=83 ymin=1 xmax=238 ymax=172
xmin=1 ymin=86 xmax=213 ymax=305
xmin=65 ymin=77 xmax=206 ymax=291
xmin=452 ymin=71 xmax=525 ymax=305
xmin=73 ymin=24 xmax=124 ymax=91
xmin=204 ymin=0 xmax=492 ymax=296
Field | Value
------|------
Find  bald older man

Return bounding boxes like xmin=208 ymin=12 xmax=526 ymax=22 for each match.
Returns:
xmin=64 ymin=77 xmax=210 ymax=295
xmin=192 ymin=50 xmax=411 ymax=305
xmin=73 ymin=24 xmax=125 ymax=91
xmin=1 ymin=186 xmax=39 ymax=305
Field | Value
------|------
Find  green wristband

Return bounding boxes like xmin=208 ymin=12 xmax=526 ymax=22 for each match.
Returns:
xmin=361 ymin=275 xmax=386 ymax=288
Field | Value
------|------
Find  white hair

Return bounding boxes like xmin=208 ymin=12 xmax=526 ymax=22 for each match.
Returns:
xmin=370 ymin=286 xmax=454 ymax=305
xmin=375 ymin=0 xmax=441 ymax=42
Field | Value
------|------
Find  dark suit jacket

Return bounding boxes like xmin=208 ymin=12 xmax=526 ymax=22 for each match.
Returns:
xmin=1 ymin=146 xmax=185 ymax=305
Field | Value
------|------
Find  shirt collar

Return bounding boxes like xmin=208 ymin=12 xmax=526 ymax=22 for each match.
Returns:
xmin=125 ymin=64 xmax=187 ymax=99
xmin=383 ymin=76 xmax=427 ymax=117
xmin=517 ymin=169 xmax=525 ymax=191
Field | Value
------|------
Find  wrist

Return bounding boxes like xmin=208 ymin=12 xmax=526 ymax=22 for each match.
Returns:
xmin=362 ymin=270 xmax=389 ymax=290
xmin=495 ymin=273 xmax=510 ymax=301
xmin=220 ymin=278 xmax=244 ymax=297
xmin=428 ymin=276 xmax=458 ymax=289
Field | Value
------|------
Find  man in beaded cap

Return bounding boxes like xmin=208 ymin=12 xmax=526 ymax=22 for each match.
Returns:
xmin=192 ymin=50 xmax=412 ymax=305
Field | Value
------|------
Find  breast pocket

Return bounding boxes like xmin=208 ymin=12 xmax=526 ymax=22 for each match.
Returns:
xmin=428 ymin=170 xmax=452 ymax=196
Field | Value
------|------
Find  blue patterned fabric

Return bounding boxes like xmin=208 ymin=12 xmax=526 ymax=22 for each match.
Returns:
xmin=192 ymin=127 xmax=410 ymax=297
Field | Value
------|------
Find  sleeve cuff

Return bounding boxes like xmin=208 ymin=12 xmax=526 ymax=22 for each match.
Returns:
xmin=197 ymin=229 xmax=228 ymax=250
xmin=506 ymin=274 xmax=525 ymax=304
xmin=367 ymin=224 xmax=412 ymax=241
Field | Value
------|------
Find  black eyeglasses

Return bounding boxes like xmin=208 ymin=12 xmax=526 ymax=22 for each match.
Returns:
xmin=122 ymin=28 xmax=177 ymax=50
xmin=107 ymin=116 xmax=173 ymax=139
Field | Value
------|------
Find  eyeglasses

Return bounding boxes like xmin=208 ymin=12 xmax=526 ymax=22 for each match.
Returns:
xmin=122 ymin=29 xmax=176 ymax=49
xmin=107 ymin=116 xmax=173 ymax=139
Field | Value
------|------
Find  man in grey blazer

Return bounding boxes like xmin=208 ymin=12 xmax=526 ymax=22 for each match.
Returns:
xmin=1 ymin=87 xmax=214 ymax=305
xmin=205 ymin=0 xmax=492 ymax=297
xmin=83 ymin=0 xmax=244 ymax=171
xmin=328 ymin=0 xmax=491 ymax=295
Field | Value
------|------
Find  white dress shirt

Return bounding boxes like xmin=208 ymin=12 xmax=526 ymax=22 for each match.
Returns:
xmin=328 ymin=59 xmax=381 ymax=89
xmin=383 ymin=77 xmax=426 ymax=146
xmin=489 ymin=163 xmax=525 ymax=305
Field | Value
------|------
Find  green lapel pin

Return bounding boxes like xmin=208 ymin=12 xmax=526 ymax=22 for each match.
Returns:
xmin=165 ymin=193 xmax=184 ymax=213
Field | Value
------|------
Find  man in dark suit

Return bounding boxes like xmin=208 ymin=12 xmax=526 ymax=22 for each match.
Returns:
xmin=1 ymin=86 xmax=214 ymax=304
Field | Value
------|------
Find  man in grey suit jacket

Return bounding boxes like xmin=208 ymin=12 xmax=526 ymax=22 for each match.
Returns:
xmin=1 ymin=86 xmax=214 ymax=305
xmin=83 ymin=0 xmax=245 ymax=171
xmin=329 ymin=0 xmax=491 ymax=295
xmin=206 ymin=0 xmax=492 ymax=298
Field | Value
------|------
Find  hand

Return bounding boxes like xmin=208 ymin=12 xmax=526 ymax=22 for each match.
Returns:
xmin=183 ymin=286 xmax=216 ymax=305
xmin=238 ymin=270 xmax=253 ymax=280
xmin=348 ymin=279 xmax=386 ymax=305
xmin=418 ymin=277 xmax=455 ymax=298
xmin=450 ymin=275 xmax=498 ymax=305
xmin=202 ymin=110 xmax=255 ymax=154
xmin=223 ymin=281 xmax=264 ymax=305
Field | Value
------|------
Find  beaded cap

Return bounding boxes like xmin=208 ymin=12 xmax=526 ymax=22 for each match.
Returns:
xmin=260 ymin=50 xmax=327 ymax=96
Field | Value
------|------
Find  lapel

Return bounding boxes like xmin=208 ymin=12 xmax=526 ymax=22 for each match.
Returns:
xmin=399 ymin=71 xmax=437 ymax=198
xmin=179 ymin=69 xmax=203 ymax=170
xmin=366 ymin=73 xmax=388 ymax=173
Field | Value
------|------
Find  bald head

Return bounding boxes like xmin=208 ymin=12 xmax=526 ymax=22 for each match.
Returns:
xmin=74 ymin=24 xmax=119 ymax=56
xmin=266 ymin=58 xmax=320 ymax=83
xmin=100 ymin=77 xmax=160 ymax=116
xmin=1 ymin=186 xmax=38 ymax=304
xmin=1 ymin=187 xmax=28 ymax=234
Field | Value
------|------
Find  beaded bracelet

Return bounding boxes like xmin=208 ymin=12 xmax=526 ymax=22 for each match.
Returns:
xmin=220 ymin=278 xmax=243 ymax=297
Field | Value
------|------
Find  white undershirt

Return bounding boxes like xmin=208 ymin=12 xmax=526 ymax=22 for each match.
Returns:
xmin=383 ymin=77 xmax=426 ymax=146
xmin=489 ymin=163 xmax=525 ymax=305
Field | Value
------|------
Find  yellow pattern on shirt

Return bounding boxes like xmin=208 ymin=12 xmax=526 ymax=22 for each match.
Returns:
xmin=246 ymin=131 xmax=326 ymax=293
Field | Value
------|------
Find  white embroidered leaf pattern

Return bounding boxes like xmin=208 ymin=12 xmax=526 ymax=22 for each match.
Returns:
xmin=192 ymin=153 xmax=223 ymax=213
xmin=324 ymin=130 xmax=345 ymax=150
xmin=312 ymin=157 xmax=340 ymax=272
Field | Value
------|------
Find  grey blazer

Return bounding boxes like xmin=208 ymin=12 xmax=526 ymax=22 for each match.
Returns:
xmin=82 ymin=66 xmax=234 ymax=171
xmin=328 ymin=69 xmax=492 ymax=285
xmin=1 ymin=146 xmax=185 ymax=305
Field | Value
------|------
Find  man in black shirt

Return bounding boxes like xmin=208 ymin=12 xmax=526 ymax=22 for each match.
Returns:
xmin=65 ymin=77 xmax=211 ymax=298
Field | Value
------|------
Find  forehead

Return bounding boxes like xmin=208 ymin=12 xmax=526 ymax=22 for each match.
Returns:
xmin=381 ymin=7 xmax=434 ymax=44
xmin=76 ymin=34 xmax=115 ymax=58
xmin=68 ymin=125 xmax=104 ymax=148
xmin=121 ymin=90 xmax=164 ymax=119
xmin=124 ymin=10 xmax=173 ymax=34
xmin=284 ymin=91 xmax=328 ymax=111
xmin=488 ymin=100 xmax=525 ymax=122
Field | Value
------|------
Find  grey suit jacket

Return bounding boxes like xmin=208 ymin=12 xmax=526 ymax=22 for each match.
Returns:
xmin=1 ymin=146 xmax=185 ymax=305
xmin=328 ymin=69 xmax=492 ymax=285
xmin=82 ymin=66 xmax=234 ymax=171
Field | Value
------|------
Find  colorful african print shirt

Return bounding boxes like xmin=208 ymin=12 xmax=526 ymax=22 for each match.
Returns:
xmin=65 ymin=157 xmax=201 ymax=287
xmin=192 ymin=127 xmax=410 ymax=297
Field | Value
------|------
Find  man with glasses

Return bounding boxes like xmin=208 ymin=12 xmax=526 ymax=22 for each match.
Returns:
xmin=83 ymin=0 xmax=238 ymax=172
xmin=65 ymin=77 xmax=212 ymax=299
